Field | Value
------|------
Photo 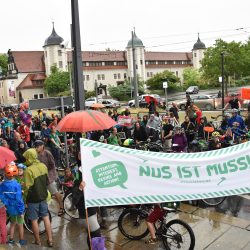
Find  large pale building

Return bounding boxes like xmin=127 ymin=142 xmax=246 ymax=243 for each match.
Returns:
xmin=0 ymin=26 xmax=206 ymax=105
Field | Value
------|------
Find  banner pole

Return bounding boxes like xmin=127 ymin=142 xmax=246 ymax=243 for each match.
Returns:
xmin=85 ymin=208 xmax=93 ymax=250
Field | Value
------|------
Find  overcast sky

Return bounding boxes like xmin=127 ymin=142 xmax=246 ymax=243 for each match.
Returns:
xmin=1 ymin=0 xmax=250 ymax=53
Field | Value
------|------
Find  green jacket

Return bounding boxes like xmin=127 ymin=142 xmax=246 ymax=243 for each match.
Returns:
xmin=23 ymin=149 xmax=48 ymax=203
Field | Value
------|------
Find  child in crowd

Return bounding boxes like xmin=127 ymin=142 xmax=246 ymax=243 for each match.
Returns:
xmin=0 ymin=171 xmax=7 ymax=244
xmin=0 ymin=163 xmax=26 ymax=245
xmin=15 ymin=163 xmax=26 ymax=190
xmin=63 ymin=167 xmax=75 ymax=191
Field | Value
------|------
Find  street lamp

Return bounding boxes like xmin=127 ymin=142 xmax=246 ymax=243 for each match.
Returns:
xmin=163 ymin=81 xmax=168 ymax=111
xmin=221 ymin=52 xmax=225 ymax=115
xmin=220 ymin=51 xmax=229 ymax=115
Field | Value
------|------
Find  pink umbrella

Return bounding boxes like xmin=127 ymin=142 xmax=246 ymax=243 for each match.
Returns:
xmin=0 ymin=146 xmax=16 ymax=169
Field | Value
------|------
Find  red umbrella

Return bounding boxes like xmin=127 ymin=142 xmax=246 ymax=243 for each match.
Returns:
xmin=56 ymin=110 xmax=117 ymax=133
xmin=0 ymin=146 xmax=16 ymax=169
xmin=144 ymin=95 xmax=158 ymax=105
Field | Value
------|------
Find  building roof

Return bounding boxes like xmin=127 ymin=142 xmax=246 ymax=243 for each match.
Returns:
xmin=145 ymin=51 xmax=192 ymax=61
xmin=12 ymin=51 xmax=45 ymax=73
xmin=44 ymin=26 xmax=63 ymax=47
xmin=68 ymin=51 xmax=127 ymax=62
xmin=127 ymin=33 xmax=144 ymax=48
xmin=16 ymin=73 xmax=45 ymax=90
xmin=193 ymin=35 xmax=206 ymax=50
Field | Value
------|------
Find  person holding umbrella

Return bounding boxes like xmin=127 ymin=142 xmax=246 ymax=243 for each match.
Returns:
xmin=148 ymin=97 xmax=156 ymax=115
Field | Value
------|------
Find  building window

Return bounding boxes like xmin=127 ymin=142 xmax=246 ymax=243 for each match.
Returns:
xmin=34 ymin=94 xmax=44 ymax=99
xmin=166 ymin=60 xmax=174 ymax=64
xmin=158 ymin=61 xmax=165 ymax=65
xmin=58 ymin=50 xmax=62 ymax=56
xmin=97 ymin=74 xmax=101 ymax=80
xmin=117 ymin=61 xmax=126 ymax=66
xmin=147 ymin=61 xmax=157 ymax=65
xmin=114 ymin=74 xmax=117 ymax=79
xmin=147 ymin=72 xmax=153 ymax=77
xmin=118 ymin=73 xmax=121 ymax=79
xmin=105 ymin=61 xmax=114 ymax=66
xmin=102 ymin=74 xmax=105 ymax=80
xmin=86 ymin=75 xmax=90 ymax=81
xmin=124 ymin=73 xmax=127 ymax=79
xmin=194 ymin=53 xmax=197 ymax=57
xmin=175 ymin=61 xmax=182 ymax=65
xmin=89 ymin=62 xmax=102 ymax=67
xmin=140 ymin=60 xmax=143 ymax=65
xmin=59 ymin=61 xmax=63 ymax=68
xmin=82 ymin=62 xmax=87 ymax=66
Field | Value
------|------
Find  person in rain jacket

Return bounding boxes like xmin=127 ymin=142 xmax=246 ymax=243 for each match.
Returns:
xmin=0 ymin=163 xmax=26 ymax=245
xmin=23 ymin=148 xmax=53 ymax=247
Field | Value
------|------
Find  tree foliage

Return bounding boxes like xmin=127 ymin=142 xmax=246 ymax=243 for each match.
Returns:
xmin=183 ymin=67 xmax=201 ymax=87
xmin=0 ymin=54 xmax=8 ymax=77
xmin=201 ymin=38 xmax=250 ymax=85
xmin=44 ymin=65 xmax=70 ymax=96
xmin=108 ymin=79 xmax=144 ymax=101
xmin=146 ymin=70 xmax=180 ymax=91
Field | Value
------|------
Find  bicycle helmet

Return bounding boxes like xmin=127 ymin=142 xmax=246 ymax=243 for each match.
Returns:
xmin=224 ymin=113 xmax=231 ymax=117
xmin=17 ymin=163 xmax=27 ymax=169
xmin=5 ymin=163 xmax=18 ymax=177
xmin=212 ymin=131 xmax=221 ymax=137
xmin=232 ymin=108 xmax=238 ymax=113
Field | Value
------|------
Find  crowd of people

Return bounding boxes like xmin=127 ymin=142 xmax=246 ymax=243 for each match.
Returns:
xmin=0 ymin=93 xmax=250 ymax=248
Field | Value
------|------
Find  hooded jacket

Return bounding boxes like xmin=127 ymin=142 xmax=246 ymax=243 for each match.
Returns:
xmin=0 ymin=179 xmax=25 ymax=216
xmin=23 ymin=149 xmax=48 ymax=203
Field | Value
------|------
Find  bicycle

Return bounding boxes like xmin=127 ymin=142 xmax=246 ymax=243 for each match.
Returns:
xmin=63 ymin=191 xmax=79 ymax=219
xmin=118 ymin=203 xmax=195 ymax=250
xmin=200 ymin=197 xmax=226 ymax=207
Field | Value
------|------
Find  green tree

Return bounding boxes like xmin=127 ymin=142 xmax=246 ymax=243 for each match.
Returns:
xmin=44 ymin=65 xmax=70 ymax=96
xmin=146 ymin=70 xmax=180 ymax=91
xmin=0 ymin=54 xmax=8 ymax=77
xmin=200 ymin=39 xmax=246 ymax=85
xmin=108 ymin=79 xmax=144 ymax=101
xmin=183 ymin=67 xmax=201 ymax=87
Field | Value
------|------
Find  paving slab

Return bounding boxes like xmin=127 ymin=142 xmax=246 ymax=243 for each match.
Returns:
xmin=193 ymin=207 xmax=250 ymax=229
xmin=205 ymin=227 xmax=250 ymax=250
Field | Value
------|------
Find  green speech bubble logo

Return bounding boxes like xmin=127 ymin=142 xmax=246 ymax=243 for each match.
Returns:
xmin=91 ymin=161 xmax=128 ymax=189
xmin=92 ymin=150 xmax=101 ymax=158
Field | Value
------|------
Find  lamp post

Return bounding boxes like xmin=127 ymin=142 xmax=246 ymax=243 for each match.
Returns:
xmin=221 ymin=52 xmax=225 ymax=116
xmin=163 ymin=81 xmax=168 ymax=112
xmin=131 ymin=31 xmax=139 ymax=108
xmin=95 ymin=79 xmax=98 ymax=102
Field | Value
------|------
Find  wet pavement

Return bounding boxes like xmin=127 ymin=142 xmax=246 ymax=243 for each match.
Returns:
xmin=1 ymin=195 xmax=250 ymax=249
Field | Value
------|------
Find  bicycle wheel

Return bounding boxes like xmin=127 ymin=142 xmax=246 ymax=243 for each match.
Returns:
xmin=63 ymin=192 xmax=79 ymax=219
xmin=118 ymin=208 xmax=149 ymax=240
xmin=24 ymin=210 xmax=52 ymax=235
xmin=201 ymin=197 xmax=226 ymax=207
xmin=162 ymin=219 xmax=195 ymax=250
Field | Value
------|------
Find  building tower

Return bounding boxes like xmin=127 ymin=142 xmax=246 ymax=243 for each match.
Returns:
xmin=192 ymin=34 xmax=206 ymax=69
xmin=43 ymin=23 xmax=67 ymax=75
xmin=126 ymin=32 xmax=146 ymax=82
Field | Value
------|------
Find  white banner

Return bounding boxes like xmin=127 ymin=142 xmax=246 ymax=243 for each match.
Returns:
xmin=80 ymin=139 xmax=250 ymax=208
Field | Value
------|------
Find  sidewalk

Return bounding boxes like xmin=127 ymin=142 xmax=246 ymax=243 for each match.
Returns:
xmin=2 ymin=199 xmax=250 ymax=249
